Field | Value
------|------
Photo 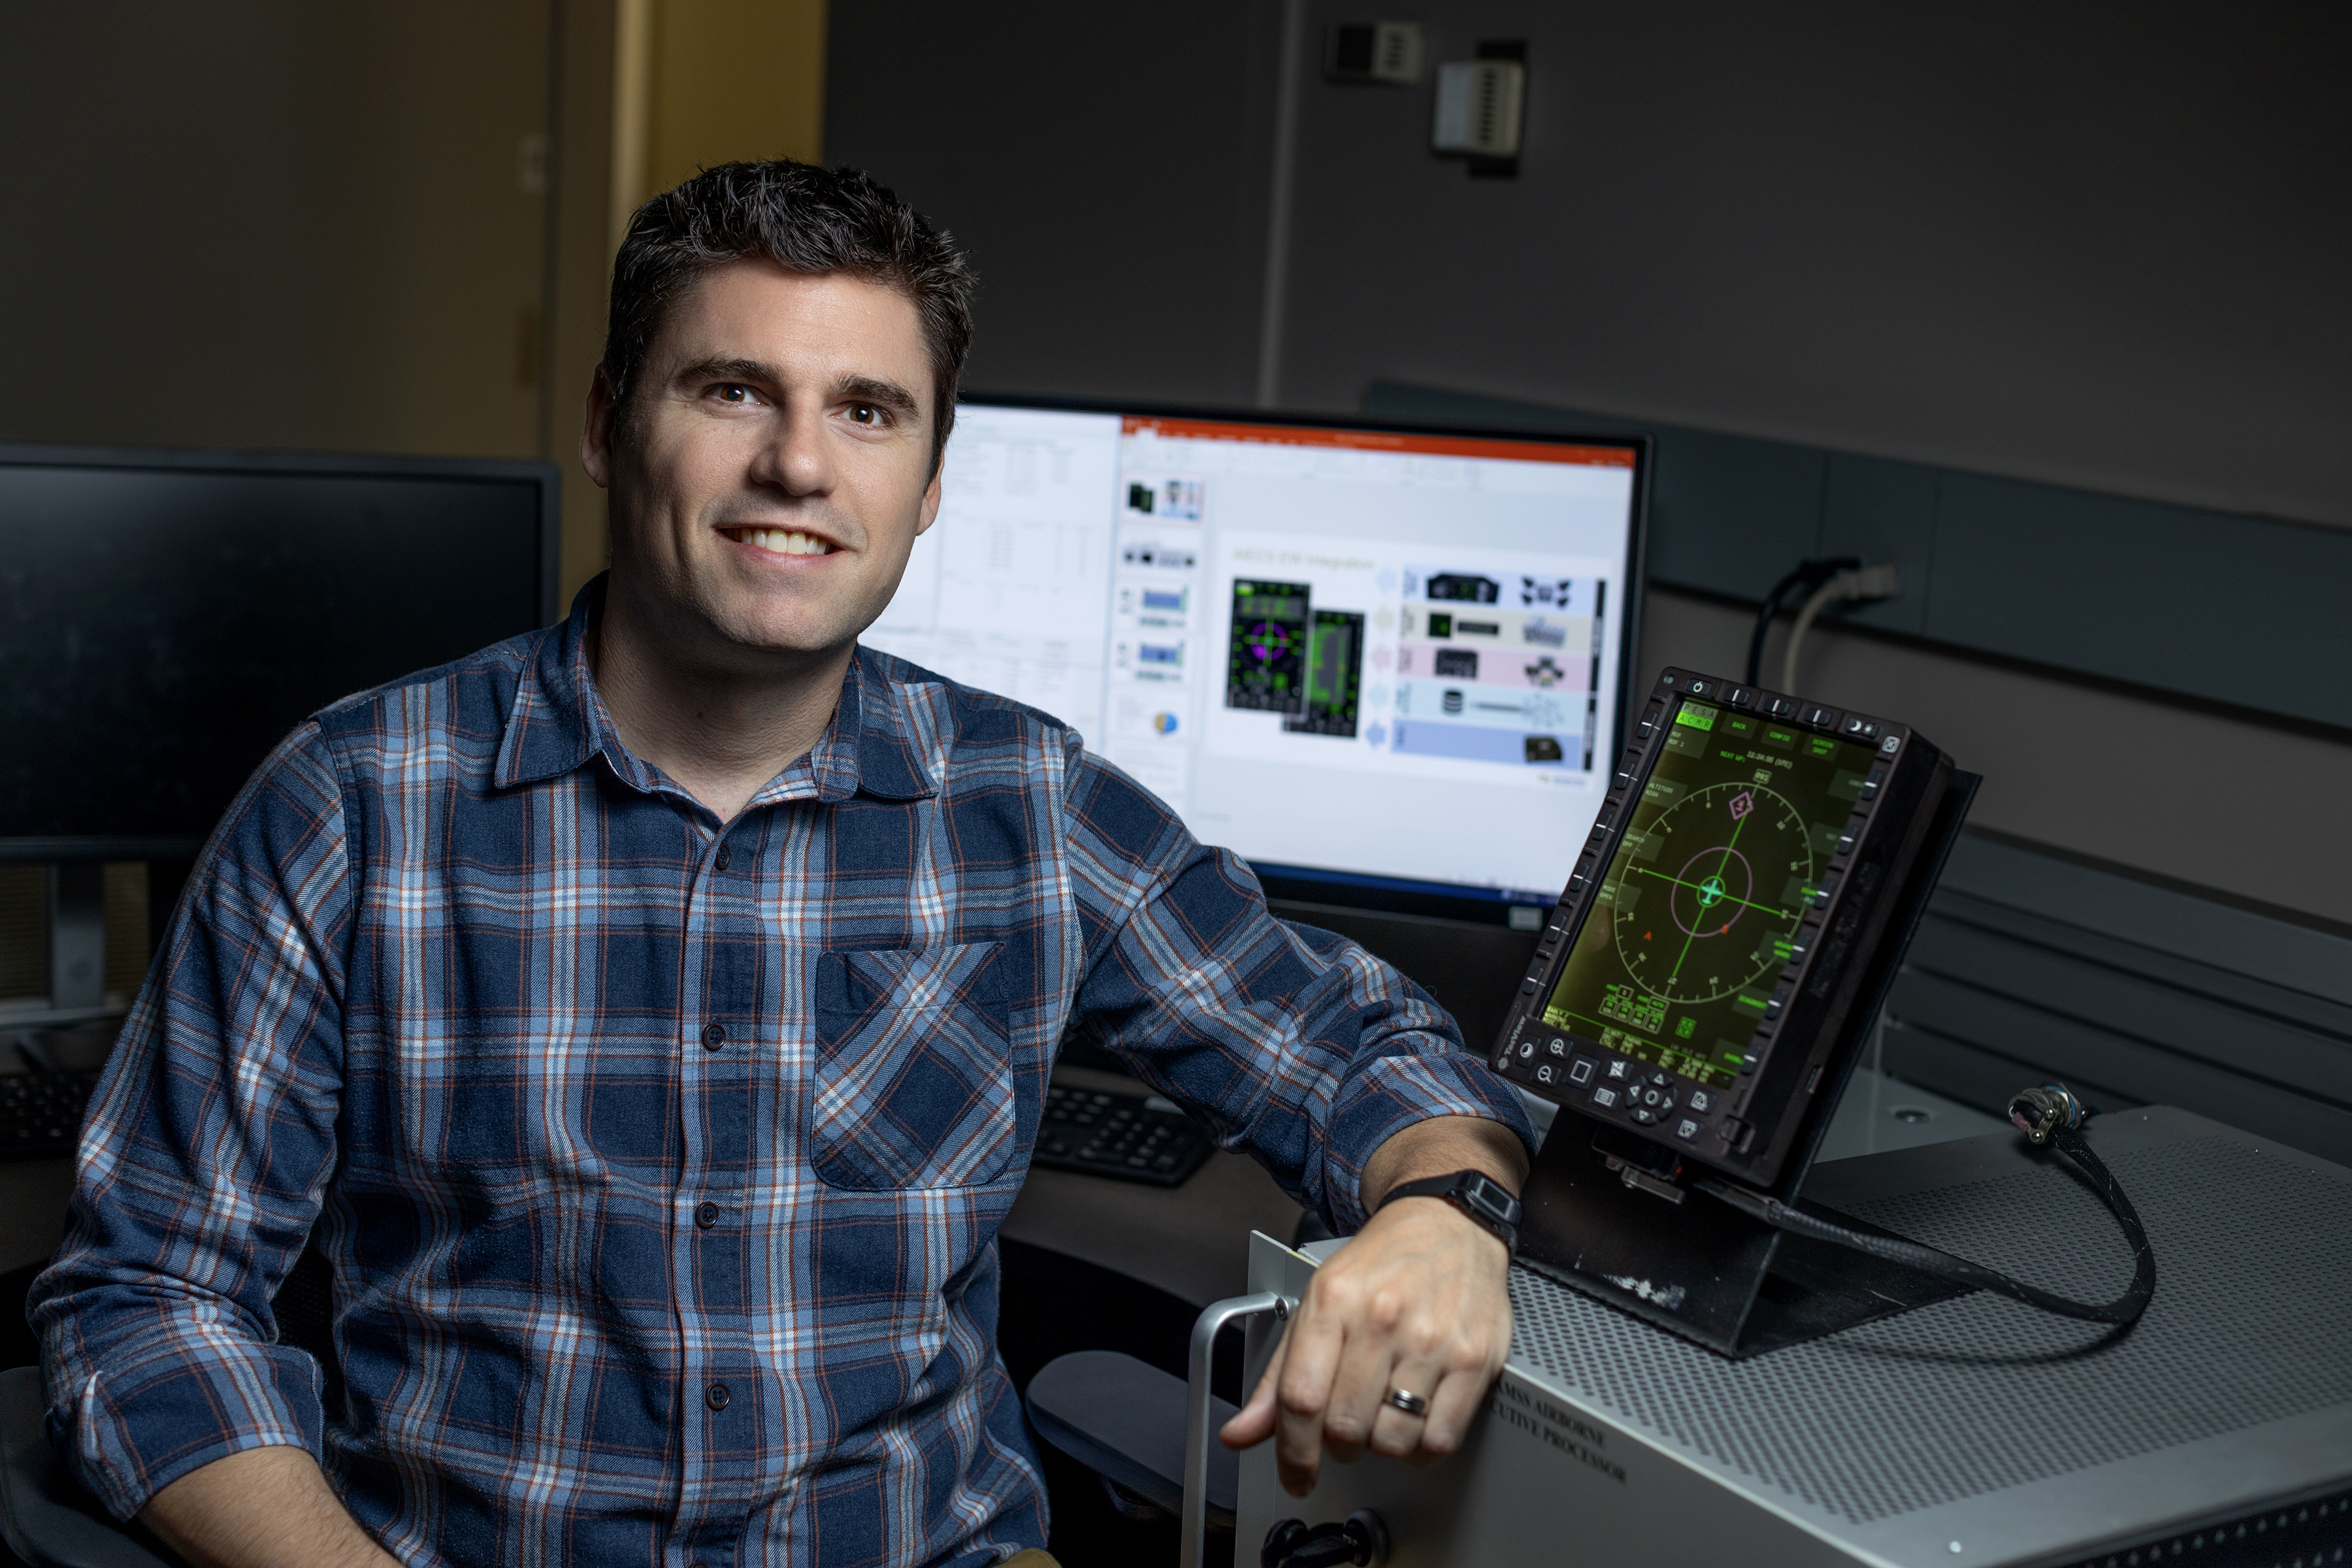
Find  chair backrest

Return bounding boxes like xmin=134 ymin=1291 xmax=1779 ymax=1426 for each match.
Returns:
xmin=270 ymin=1242 xmax=344 ymax=1423
xmin=0 ymin=1364 xmax=181 ymax=1567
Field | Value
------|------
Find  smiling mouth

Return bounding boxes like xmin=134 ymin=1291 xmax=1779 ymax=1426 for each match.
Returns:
xmin=724 ymin=526 xmax=837 ymax=557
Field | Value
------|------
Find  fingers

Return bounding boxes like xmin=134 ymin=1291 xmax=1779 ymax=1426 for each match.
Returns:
xmin=1316 ymin=1294 xmax=1401 ymax=1463
xmin=1218 ymin=1359 xmax=1279 ymax=1450
xmin=1413 ymin=1354 xmax=1494 ymax=1457
xmin=1271 ymin=1300 xmax=1347 ymax=1495
xmin=1366 ymin=1390 xmax=1426 ymax=1460
xmin=1373 ymin=1340 xmax=1473 ymax=1459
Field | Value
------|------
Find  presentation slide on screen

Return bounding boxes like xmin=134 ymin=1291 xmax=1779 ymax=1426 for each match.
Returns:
xmin=860 ymin=406 xmax=1638 ymax=902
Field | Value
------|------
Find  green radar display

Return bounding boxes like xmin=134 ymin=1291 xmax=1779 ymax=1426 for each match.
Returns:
xmin=1225 ymin=580 xmax=1311 ymax=713
xmin=1284 ymin=609 xmax=1365 ymax=736
xmin=1541 ymin=701 xmax=1880 ymax=1090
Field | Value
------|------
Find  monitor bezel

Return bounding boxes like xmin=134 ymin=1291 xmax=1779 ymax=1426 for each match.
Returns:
xmin=955 ymin=392 xmax=1654 ymax=924
xmin=0 ymin=441 xmax=563 ymax=866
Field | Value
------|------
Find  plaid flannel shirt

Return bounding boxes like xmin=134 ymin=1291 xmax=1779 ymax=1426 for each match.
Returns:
xmin=31 ymin=580 xmax=1533 ymax=1567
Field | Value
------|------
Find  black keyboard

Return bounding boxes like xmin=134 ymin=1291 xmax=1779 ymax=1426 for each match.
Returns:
xmin=0 ymin=1070 xmax=100 ymax=1157
xmin=1033 ymin=1083 xmax=1213 ymax=1186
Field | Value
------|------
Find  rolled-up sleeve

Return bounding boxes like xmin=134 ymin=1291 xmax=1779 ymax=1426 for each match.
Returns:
xmin=29 ymin=724 xmax=352 ymax=1520
xmin=1058 ymin=743 xmax=1536 ymax=1232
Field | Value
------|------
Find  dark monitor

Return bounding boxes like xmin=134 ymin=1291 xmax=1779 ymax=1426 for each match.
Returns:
xmin=861 ymin=399 xmax=1651 ymax=936
xmin=0 ymin=445 xmax=560 ymax=863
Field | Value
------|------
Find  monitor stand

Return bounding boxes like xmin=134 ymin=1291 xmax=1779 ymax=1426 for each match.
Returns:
xmin=1514 ymin=771 xmax=1982 ymax=1358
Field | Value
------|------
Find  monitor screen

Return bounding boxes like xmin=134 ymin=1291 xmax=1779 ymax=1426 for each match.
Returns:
xmin=0 ymin=448 xmax=557 ymax=856
xmin=861 ymin=402 xmax=1646 ymax=911
xmin=1537 ymin=699 xmax=1885 ymax=1093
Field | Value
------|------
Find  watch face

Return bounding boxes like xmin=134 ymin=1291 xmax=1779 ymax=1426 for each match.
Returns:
xmin=1462 ymin=1173 xmax=1516 ymax=1223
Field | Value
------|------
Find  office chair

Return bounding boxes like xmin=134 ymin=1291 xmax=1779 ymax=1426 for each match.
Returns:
xmin=0 ymin=1245 xmax=338 ymax=1568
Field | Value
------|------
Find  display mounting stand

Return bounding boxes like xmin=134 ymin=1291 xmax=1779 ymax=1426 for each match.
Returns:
xmin=1514 ymin=772 xmax=1981 ymax=1358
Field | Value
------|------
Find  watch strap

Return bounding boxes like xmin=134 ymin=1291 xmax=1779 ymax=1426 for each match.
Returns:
xmin=1377 ymin=1169 xmax=1522 ymax=1254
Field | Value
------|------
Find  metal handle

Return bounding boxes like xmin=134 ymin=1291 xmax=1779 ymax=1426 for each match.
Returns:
xmin=1181 ymin=1288 xmax=1294 ymax=1568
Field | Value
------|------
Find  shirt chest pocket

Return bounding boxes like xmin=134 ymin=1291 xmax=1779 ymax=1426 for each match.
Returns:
xmin=811 ymin=941 xmax=1016 ymax=1190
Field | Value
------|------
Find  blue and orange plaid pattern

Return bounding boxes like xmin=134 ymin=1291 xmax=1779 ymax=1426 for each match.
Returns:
xmin=31 ymin=581 xmax=1531 ymax=1567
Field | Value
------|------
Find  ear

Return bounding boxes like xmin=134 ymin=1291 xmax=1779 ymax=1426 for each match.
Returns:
xmin=580 ymin=367 xmax=618 ymax=490
xmin=913 ymin=450 xmax=945 ymax=537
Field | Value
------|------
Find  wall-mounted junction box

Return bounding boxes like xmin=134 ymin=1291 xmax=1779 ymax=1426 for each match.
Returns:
xmin=1432 ymin=57 xmax=1525 ymax=159
xmin=1324 ymin=20 xmax=1425 ymax=84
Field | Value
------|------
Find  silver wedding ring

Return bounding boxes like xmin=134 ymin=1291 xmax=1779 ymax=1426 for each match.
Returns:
xmin=1384 ymin=1387 xmax=1430 ymax=1417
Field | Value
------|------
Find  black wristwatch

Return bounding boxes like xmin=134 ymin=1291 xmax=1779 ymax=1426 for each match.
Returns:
xmin=1377 ymin=1169 xmax=1522 ymax=1256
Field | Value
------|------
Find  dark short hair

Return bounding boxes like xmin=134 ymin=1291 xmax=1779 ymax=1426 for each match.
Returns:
xmin=601 ymin=160 xmax=976 ymax=471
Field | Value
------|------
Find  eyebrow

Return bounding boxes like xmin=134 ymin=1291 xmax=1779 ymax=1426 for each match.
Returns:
xmin=836 ymin=374 xmax=922 ymax=418
xmin=670 ymin=358 xmax=923 ymax=421
xmin=672 ymin=355 xmax=779 ymax=389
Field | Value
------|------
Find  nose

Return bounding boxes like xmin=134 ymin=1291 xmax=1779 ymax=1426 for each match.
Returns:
xmin=753 ymin=395 xmax=835 ymax=497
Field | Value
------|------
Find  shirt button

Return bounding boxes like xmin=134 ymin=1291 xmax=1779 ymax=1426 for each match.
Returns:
xmin=706 ymin=1381 xmax=731 ymax=1411
xmin=695 ymin=1201 xmax=720 ymax=1230
xmin=713 ymin=843 xmax=731 ymax=871
xmin=702 ymin=1022 xmax=727 ymax=1049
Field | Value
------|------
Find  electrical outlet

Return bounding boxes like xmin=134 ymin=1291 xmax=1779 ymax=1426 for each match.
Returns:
xmin=1432 ymin=59 xmax=1525 ymax=158
xmin=1325 ymin=20 xmax=1425 ymax=84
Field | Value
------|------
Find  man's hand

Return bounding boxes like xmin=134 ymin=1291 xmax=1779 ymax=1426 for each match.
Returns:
xmin=1219 ymin=1115 xmax=1527 ymax=1496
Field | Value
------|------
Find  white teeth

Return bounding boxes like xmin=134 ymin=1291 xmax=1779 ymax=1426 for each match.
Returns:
xmin=734 ymin=527 xmax=832 ymax=556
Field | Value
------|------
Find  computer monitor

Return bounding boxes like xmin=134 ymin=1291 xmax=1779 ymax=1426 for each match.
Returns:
xmin=862 ymin=399 xmax=1650 ymax=928
xmin=0 ymin=444 xmax=560 ymax=864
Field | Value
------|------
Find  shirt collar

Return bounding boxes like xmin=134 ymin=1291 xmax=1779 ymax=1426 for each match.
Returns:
xmin=836 ymin=647 xmax=936 ymax=803
xmin=494 ymin=575 xmax=936 ymax=805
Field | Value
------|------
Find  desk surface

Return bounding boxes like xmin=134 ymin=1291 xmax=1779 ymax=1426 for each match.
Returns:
xmin=1001 ymin=1065 xmax=1304 ymax=1309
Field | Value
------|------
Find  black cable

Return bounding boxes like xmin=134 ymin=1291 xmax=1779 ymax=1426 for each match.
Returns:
xmin=1263 ymin=1515 xmax=1382 ymax=1568
xmin=1744 ymin=556 xmax=1857 ymax=687
xmin=1693 ymin=1085 xmax=2156 ymax=1328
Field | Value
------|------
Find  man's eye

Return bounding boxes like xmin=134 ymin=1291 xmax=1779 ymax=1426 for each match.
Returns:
xmin=715 ymin=384 xmax=755 ymax=404
xmin=849 ymin=403 xmax=880 ymax=425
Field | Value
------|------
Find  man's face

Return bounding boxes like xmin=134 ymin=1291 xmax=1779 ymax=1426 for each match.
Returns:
xmin=583 ymin=261 xmax=943 ymax=673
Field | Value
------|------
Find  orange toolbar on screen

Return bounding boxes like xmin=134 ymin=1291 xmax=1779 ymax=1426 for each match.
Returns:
xmin=1120 ymin=415 xmax=1634 ymax=468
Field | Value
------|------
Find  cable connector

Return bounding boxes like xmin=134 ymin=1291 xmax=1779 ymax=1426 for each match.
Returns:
xmin=1842 ymin=563 xmax=1901 ymax=599
xmin=1778 ymin=563 xmax=1900 ymax=693
xmin=2006 ymin=1083 xmax=2087 ymax=1147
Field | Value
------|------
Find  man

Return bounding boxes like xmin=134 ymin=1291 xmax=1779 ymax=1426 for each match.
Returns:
xmin=33 ymin=161 xmax=1531 ymax=1567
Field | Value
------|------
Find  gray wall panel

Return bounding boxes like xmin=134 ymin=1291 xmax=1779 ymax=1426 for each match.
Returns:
xmin=1883 ymin=832 xmax=2352 ymax=1166
xmin=1820 ymin=456 xmax=1938 ymax=636
xmin=825 ymin=0 xmax=1283 ymax=410
xmin=1929 ymin=890 xmax=2352 ymax=1042
xmin=1908 ymin=918 xmax=2352 ymax=1105
xmin=1646 ymin=431 xmax=1827 ymax=601
xmin=1882 ymin=1021 xmax=2136 ymax=1124
xmin=1927 ymin=475 xmax=2352 ymax=728
xmin=1366 ymin=378 xmax=2352 ymax=732
xmin=1938 ymin=834 xmax=2352 ymax=1009
xmin=1888 ymin=971 xmax=2352 ymax=1166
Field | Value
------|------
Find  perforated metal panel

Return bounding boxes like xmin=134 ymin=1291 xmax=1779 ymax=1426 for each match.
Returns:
xmin=1505 ymin=1133 xmax=2352 ymax=1527
xmin=2050 ymin=1487 xmax=2351 ymax=1568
